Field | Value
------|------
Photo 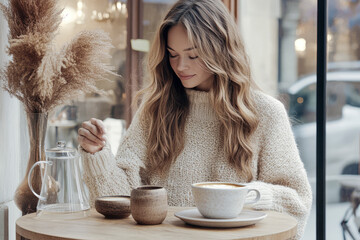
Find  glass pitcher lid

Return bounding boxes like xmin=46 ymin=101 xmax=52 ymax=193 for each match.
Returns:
xmin=46 ymin=141 xmax=76 ymax=158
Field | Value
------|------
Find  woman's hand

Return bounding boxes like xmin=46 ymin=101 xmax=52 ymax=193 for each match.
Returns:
xmin=78 ymin=118 xmax=107 ymax=154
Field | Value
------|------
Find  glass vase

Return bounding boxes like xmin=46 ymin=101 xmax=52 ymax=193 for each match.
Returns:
xmin=14 ymin=112 xmax=48 ymax=215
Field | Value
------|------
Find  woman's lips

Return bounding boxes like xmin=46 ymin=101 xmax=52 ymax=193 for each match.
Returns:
xmin=178 ymin=74 xmax=195 ymax=80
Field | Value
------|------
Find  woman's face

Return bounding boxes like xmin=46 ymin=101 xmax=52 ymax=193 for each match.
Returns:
xmin=167 ymin=24 xmax=214 ymax=91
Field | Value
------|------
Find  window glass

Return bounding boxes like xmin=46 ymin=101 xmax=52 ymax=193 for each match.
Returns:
xmin=280 ymin=0 xmax=360 ymax=239
xmin=241 ymin=0 xmax=360 ymax=239
xmin=47 ymin=0 xmax=128 ymax=148
xmin=346 ymin=81 xmax=360 ymax=107
xmin=140 ymin=0 xmax=177 ymax=82
xmin=289 ymin=83 xmax=317 ymax=124
xmin=143 ymin=0 xmax=177 ymax=42
xmin=327 ymin=81 xmax=345 ymax=121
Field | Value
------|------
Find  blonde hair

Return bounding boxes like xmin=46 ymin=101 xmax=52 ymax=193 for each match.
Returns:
xmin=139 ymin=0 xmax=259 ymax=181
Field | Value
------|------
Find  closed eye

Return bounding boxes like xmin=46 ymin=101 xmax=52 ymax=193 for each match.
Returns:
xmin=189 ymin=56 xmax=198 ymax=60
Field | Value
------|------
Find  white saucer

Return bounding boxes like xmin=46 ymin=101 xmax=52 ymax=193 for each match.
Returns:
xmin=174 ymin=208 xmax=267 ymax=228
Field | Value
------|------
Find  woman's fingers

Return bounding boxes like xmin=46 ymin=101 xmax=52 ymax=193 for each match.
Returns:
xmin=77 ymin=118 xmax=107 ymax=154
xmin=90 ymin=118 xmax=106 ymax=136
xmin=78 ymin=118 xmax=106 ymax=153
xmin=78 ymin=128 xmax=105 ymax=146
xmin=77 ymin=135 xmax=103 ymax=154
xmin=81 ymin=120 xmax=106 ymax=141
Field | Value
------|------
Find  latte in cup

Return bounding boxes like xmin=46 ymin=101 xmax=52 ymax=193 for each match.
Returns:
xmin=191 ymin=182 xmax=260 ymax=219
xmin=195 ymin=183 xmax=242 ymax=189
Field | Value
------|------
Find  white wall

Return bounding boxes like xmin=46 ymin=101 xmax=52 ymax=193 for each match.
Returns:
xmin=0 ymin=0 xmax=22 ymax=239
xmin=238 ymin=0 xmax=281 ymax=96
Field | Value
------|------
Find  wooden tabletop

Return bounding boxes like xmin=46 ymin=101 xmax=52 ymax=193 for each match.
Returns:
xmin=16 ymin=207 xmax=297 ymax=240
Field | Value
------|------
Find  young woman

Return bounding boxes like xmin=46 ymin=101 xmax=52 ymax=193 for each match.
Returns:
xmin=78 ymin=0 xmax=312 ymax=238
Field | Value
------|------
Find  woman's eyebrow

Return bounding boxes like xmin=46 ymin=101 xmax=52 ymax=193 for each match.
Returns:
xmin=167 ymin=46 xmax=195 ymax=52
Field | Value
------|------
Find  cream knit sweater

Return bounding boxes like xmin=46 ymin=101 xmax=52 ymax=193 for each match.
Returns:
xmin=80 ymin=89 xmax=312 ymax=239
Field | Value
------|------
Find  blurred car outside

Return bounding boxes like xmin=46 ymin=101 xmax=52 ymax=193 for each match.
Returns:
xmin=279 ymin=62 xmax=360 ymax=203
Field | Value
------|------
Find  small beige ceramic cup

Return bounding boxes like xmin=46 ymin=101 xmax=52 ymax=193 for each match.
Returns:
xmin=130 ymin=186 xmax=168 ymax=225
xmin=191 ymin=182 xmax=260 ymax=219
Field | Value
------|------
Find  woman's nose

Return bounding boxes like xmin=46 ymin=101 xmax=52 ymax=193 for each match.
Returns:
xmin=176 ymin=57 xmax=189 ymax=71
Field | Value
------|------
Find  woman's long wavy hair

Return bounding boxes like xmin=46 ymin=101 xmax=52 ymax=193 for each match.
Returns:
xmin=138 ymin=0 xmax=259 ymax=181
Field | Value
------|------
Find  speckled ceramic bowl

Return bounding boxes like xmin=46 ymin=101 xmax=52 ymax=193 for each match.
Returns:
xmin=95 ymin=195 xmax=131 ymax=219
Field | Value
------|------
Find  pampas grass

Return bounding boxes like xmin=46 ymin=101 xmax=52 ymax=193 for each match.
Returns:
xmin=0 ymin=0 xmax=114 ymax=113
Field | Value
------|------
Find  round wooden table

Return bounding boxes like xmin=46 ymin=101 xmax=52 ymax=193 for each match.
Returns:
xmin=16 ymin=207 xmax=297 ymax=240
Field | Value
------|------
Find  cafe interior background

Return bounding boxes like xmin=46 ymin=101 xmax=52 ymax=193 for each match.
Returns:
xmin=1 ymin=0 xmax=360 ymax=239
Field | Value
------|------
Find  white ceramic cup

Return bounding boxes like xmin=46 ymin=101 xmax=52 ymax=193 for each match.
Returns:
xmin=191 ymin=182 xmax=260 ymax=219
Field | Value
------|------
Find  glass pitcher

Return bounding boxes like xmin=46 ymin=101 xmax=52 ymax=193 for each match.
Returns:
xmin=28 ymin=141 xmax=90 ymax=218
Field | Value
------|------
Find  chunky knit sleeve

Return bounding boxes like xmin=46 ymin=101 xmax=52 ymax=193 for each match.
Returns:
xmin=79 ymin=110 xmax=147 ymax=207
xmin=247 ymin=94 xmax=312 ymax=240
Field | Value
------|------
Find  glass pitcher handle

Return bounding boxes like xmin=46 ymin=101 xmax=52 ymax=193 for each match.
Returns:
xmin=28 ymin=161 xmax=52 ymax=201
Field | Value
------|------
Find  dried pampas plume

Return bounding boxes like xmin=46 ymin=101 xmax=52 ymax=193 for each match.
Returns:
xmin=0 ymin=0 xmax=114 ymax=113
